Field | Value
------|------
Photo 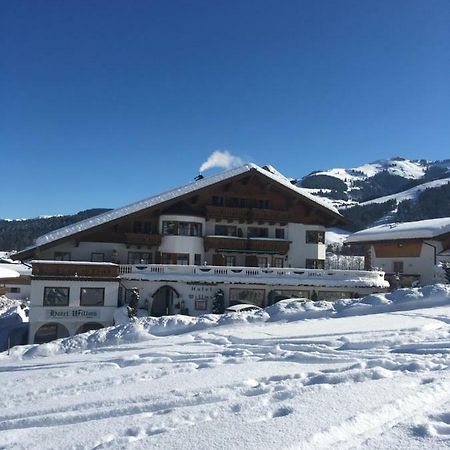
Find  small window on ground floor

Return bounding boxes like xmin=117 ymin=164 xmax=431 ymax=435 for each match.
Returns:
xmin=7 ymin=287 xmax=21 ymax=293
xmin=229 ymin=288 xmax=266 ymax=307
xmin=80 ymin=287 xmax=105 ymax=306
xmin=393 ymin=261 xmax=404 ymax=273
xmin=195 ymin=300 xmax=208 ymax=310
xmin=317 ymin=291 xmax=353 ymax=301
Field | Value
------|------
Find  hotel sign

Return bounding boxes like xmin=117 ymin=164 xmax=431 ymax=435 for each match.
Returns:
xmin=46 ymin=309 xmax=100 ymax=320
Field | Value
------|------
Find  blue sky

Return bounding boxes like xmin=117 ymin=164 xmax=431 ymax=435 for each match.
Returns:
xmin=1 ymin=0 xmax=449 ymax=218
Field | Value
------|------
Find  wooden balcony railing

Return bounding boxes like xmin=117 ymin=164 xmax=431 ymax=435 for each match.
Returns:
xmin=32 ymin=262 xmax=119 ymax=278
xmin=204 ymin=236 xmax=290 ymax=254
xmin=206 ymin=206 xmax=291 ymax=223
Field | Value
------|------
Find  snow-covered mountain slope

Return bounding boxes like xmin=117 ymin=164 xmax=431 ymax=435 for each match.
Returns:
xmin=2 ymin=286 xmax=450 ymax=449
xmin=357 ymin=177 xmax=450 ymax=207
xmin=300 ymin=157 xmax=450 ymax=228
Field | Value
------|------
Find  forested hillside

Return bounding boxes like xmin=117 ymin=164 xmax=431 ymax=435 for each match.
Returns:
xmin=0 ymin=209 xmax=111 ymax=251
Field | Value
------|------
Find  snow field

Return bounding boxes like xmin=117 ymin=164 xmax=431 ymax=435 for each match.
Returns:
xmin=1 ymin=285 xmax=450 ymax=448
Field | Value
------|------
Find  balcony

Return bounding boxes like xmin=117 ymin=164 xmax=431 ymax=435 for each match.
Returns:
xmin=124 ymin=233 xmax=162 ymax=247
xmin=118 ymin=263 xmax=390 ymax=289
xmin=204 ymin=236 xmax=290 ymax=254
xmin=206 ymin=206 xmax=291 ymax=224
xmin=32 ymin=261 xmax=119 ymax=278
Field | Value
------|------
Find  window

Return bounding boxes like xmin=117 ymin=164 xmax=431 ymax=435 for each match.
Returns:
xmin=225 ymin=256 xmax=236 ymax=266
xmin=306 ymin=259 xmax=325 ymax=269
xmin=317 ymin=291 xmax=352 ymax=301
xmin=7 ymin=287 xmax=21 ymax=293
xmin=91 ymin=253 xmax=104 ymax=262
xmin=133 ymin=221 xmax=142 ymax=233
xmin=393 ymin=261 xmax=404 ymax=273
xmin=43 ymin=287 xmax=70 ymax=306
xmin=272 ymin=257 xmax=284 ymax=268
xmin=162 ymin=253 xmax=189 ymax=265
xmin=128 ymin=252 xmax=152 ymax=264
xmin=194 ymin=254 xmax=202 ymax=265
xmin=177 ymin=254 xmax=189 ymax=265
xmin=162 ymin=221 xmax=202 ymax=236
xmin=257 ymin=256 xmax=268 ymax=268
xmin=229 ymin=288 xmax=265 ymax=307
xmin=212 ymin=196 xmax=271 ymax=209
xmin=195 ymin=300 xmax=208 ymax=310
xmin=248 ymin=227 xmax=268 ymax=238
xmin=190 ymin=223 xmax=202 ymax=237
xmin=54 ymin=252 xmax=71 ymax=261
xmin=215 ymin=225 xmax=237 ymax=236
xmin=306 ymin=231 xmax=325 ymax=244
xmin=143 ymin=222 xmax=152 ymax=234
xmin=80 ymin=288 xmax=105 ymax=306
xmin=162 ymin=221 xmax=177 ymax=235
xmin=275 ymin=228 xmax=285 ymax=239
xmin=178 ymin=222 xmax=190 ymax=235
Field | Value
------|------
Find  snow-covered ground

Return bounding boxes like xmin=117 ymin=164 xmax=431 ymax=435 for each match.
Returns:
xmin=2 ymin=286 xmax=450 ymax=449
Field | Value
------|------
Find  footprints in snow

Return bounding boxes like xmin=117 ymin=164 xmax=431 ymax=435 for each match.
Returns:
xmin=414 ymin=410 xmax=450 ymax=440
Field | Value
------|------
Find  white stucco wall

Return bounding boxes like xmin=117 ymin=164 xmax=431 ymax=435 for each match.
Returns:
xmin=371 ymin=240 xmax=441 ymax=285
xmin=287 ymin=224 xmax=326 ymax=267
xmin=29 ymin=278 xmax=120 ymax=343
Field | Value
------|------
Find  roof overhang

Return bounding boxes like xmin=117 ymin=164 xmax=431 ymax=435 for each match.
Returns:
xmin=13 ymin=164 xmax=348 ymax=261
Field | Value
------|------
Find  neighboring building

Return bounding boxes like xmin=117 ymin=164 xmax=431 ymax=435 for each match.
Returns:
xmin=0 ymin=257 xmax=32 ymax=300
xmin=345 ymin=218 xmax=450 ymax=287
xmin=29 ymin=261 xmax=120 ymax=344
xmin=11 ymin=164 xmax=389 ymax=343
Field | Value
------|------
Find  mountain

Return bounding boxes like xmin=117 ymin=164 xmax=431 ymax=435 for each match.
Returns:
xmin=0 ymin=209 xmax=111 ymax=252
xmin=300 ymin=157 xmax=450 ymax=230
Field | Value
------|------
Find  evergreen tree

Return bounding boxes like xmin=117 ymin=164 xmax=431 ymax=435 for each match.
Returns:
xmin=212 ymin=289 xmax=225 ymax=314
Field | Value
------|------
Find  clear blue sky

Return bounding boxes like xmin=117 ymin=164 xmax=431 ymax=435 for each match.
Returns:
xmin=1 ymin=0 xmax=449 ymax=218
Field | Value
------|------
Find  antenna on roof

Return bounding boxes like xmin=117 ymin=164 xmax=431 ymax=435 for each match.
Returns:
xmin=194 ymin=174 xmax=204 ymax=181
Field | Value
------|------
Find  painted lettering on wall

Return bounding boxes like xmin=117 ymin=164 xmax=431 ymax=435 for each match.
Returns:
xmin=47 ymin=309 xmax=99 ymax=319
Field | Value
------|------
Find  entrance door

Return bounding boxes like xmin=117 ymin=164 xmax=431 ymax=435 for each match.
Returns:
xmin=151 ymin=285 xmax=178 ymax=316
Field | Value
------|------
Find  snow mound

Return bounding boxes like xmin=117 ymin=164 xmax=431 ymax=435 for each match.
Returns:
xmin=6 ymin=285 xmax=450 ymax=359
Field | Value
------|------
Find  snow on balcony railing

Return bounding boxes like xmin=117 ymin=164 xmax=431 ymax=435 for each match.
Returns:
xmin=119 ymin=264 xmax=386 ymax=283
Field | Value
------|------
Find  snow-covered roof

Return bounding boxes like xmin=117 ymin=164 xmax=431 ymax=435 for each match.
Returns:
xmin=17 ymin=164 xmax=342 ymax=256
xmin=346 ymin=217 xmax=450 ymax=244
xmin=0 ymin=267 xmax=20 ymax=279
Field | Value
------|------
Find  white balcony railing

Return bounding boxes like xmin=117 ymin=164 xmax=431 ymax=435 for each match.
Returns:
xmin=119 ymin=263 xmax=387 ymax=284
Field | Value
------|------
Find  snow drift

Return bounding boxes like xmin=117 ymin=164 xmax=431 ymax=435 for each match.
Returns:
xmin=3 ymin=285 xmax=450 ymax=360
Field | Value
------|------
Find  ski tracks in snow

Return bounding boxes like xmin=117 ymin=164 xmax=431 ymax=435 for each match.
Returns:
xmin=1 ymin=311 xmax=450 ymax=448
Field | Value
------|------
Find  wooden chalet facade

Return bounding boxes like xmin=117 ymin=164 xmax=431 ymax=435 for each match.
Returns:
xmin=13 ymin=164 xmax=347 ymax=269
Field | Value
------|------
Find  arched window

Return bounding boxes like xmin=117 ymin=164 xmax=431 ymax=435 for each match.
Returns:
xmin=34 ymin=323 xmax=70 ymax=344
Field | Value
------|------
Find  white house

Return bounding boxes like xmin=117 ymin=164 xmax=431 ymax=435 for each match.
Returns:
xmin=345 ymin=217 xmax=450 ymax=287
